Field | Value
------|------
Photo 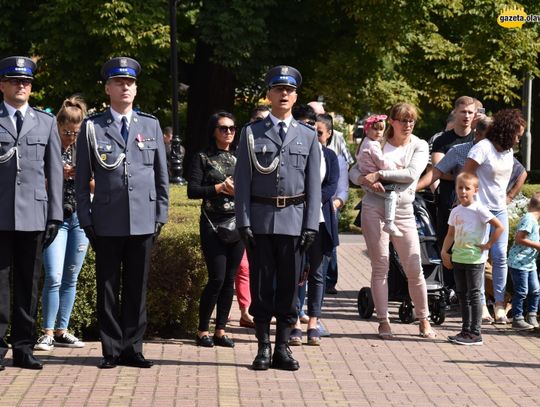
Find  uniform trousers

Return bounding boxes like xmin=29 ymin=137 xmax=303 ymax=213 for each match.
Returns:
xmin=94 ymin=234 xmax=153 ymax=358
xmin=361 ymin=201 xmax=429 ymax=320
xmin=248 ymin=234 xmax=301 ymax=325
xmin=0 ymin=231 xmax=44 ymax=358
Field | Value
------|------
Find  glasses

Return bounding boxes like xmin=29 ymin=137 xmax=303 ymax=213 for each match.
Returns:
xmin=395 ymin=119 xmax=415 ymax=125
xmin=271 ymin=86 xmax=296 ymax=94
xmin=2 ymin=78 xmax=32 ymax=87
xmin=216 ymin=125 xmax=236 ymax=134
xmin=62 ymin=129 xmax=79 ymax=137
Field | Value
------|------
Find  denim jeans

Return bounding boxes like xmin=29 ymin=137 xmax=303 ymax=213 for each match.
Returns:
xmin=453 ymin=262 xmax=484 ymax=335
xmin=325 ymin=247 xmax=338 ymax=288
xmin=42 ymin=213 xmax=89 ymax=330
xmin=489 ymin=209 xmax=509 ymax=303
xmin=509 ymin=267 xmax=540 ymax=318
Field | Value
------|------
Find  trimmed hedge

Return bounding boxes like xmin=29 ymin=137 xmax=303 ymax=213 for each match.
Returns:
xmin=62 ymin=185 xmax=207 ymax=339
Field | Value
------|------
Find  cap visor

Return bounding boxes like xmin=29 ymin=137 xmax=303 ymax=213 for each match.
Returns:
xmin=2 ymin=74 xmax=33 ymax=80
xmin=269 ymin=83 xmax=297 ymax=89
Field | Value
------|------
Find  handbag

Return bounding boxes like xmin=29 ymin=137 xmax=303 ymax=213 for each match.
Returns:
xmin=202 ymin=209 xmax=241 ymax=244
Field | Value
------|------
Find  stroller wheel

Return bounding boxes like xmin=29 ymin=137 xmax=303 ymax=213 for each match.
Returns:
xmin=357 ymin=287 xmax=374 ymax=319
xmin=398 ymin=301 xmax=416 ymax=324
xmin=430 ymin=299 xmax=446 ymax=325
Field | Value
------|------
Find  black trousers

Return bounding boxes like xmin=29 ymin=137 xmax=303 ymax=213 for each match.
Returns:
xmin=0 ymin=231 xmax=44 ymax=359
xmin=198 ymin=221 xmax=244 ymax=331
xmin=248 ymin=234 xmax=301 ymax=325
xmin=94 ymin=234 xmax=153 ymax=358
xmin=453 ymin=262 xmax=484 ymax=336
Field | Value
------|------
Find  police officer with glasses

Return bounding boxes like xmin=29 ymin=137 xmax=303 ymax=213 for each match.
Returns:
xmin=0 ymin=56 xmax=63 ymax=370
xmin=235 ymin=65 xmax=321 ymax=371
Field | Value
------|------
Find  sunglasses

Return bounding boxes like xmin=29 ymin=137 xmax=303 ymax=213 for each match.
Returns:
xmin=216 ymin=125 xmax=236 ymax=134
xmin=62 ymin=129 xmax=79 ymax=137
xmin=2 ymin=78 xmax=32 ymax=87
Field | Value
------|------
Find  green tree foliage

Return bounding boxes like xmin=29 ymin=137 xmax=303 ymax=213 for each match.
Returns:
xmin=28 ymin=0 xmax=173 ymax=115
xmin=311 ymin=0 xmax=540 ymax=120
xmin=0 ymin=0 xmax=537 ymax=143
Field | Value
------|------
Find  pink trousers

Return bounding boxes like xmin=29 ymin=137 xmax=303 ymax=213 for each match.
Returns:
xmin=361 ymin=200 xmax=429 ymax=320
xmin=235 ymin=250 xmax=251 ymax=310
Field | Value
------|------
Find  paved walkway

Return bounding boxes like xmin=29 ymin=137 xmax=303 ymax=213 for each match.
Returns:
xmin=1 ymin=234 xmax=539 ymax=406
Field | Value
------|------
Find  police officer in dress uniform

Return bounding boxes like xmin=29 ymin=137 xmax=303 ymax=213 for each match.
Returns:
xmin=0 ymin=56 xmax=63 ymax=370
xmin=75 ymin=57 xmax=169 ymax=369
xmin=234 ymin=65 xmax=321 ymax=371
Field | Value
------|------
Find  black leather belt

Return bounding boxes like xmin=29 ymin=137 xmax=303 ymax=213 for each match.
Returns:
xmin=251 ymin=194 xmax=305 ymax=208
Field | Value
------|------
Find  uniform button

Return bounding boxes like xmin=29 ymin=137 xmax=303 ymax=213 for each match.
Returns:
xmin=281 ymin=149 xmax=285 ymax=153
xmin=18 ymin=154 xmax=22 ymax=158
xmin=127 ymin=161 xmax=131 ymax=165
xmin=129 ymin=174 xmax=132 ymax=177
xmin=281 ymin=163 xmax=284 ymax=166
xmin=129 ymin=187 xmax=133 ymax=191
xmin=17 ymin=181 xmax=21 ymax=185
xmin=18 ymin=142 xmax=21 ymax=145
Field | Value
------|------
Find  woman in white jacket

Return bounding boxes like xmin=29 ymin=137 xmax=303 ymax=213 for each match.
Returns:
xmin=350 ymin=103 xmax=436 ymax=340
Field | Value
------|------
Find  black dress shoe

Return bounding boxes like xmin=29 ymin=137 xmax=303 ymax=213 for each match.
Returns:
xmin=13 ymin=353 xmax=43 ymax=370
xmin=252 ymin=342 xmax=271 ymax=370
xmin=213 ymin=335 xmax=235 ymax=348
xmin=325 ymin=285 xmax=338 ymax=295
xmin=118 ymin=353 xmax=153 ymax=368
xmin=271 ymin=345 xmax=299 ymax=371
xmin=196 ymin=334 xmax=214 ymax=347
xmin=98 ymin=356 xmax=118 ymax=369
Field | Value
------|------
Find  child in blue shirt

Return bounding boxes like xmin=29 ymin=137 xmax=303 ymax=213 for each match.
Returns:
xmin=507 ymin=191 xmax=540 ymax=331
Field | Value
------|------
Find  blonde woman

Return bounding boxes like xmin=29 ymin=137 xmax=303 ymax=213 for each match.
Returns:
xmin=35 ymin=96 xmax=89 ymax=351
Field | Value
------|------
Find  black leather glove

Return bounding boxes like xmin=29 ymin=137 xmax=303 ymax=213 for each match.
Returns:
xmin=43 ymin=221 xmax=61 ymax=248
xmin=299 ymin=229 xmax=317 ymax=253
xmin=239 ymin=227 xmax=256 ymax=251
xmin=83 ymin=226 xmax=97 ymax=250
xmin=153 ymin=222 xmax=164 ymax=241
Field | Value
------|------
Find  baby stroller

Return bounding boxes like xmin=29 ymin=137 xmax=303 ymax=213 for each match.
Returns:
xmin=357 ymin=192 xmax=449 ymax=325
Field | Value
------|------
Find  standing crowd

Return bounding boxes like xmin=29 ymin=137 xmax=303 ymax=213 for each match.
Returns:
xmin=0 ymin=55 xmax=537 ymax=374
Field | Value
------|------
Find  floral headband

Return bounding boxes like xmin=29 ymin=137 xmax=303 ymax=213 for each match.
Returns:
xmin=364 ymin=114 xmax=387 ymax=134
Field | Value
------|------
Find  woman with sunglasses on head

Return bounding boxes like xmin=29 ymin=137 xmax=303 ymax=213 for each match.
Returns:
xmin=188 ymin=111 xmax=244 ymax=348
xmin=349 ymin=102 xmax=437 ymax=340
xmin=35 ymin=96 xmax=90 ymax=351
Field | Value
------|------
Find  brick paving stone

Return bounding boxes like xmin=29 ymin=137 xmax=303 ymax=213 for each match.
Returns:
xmin=1 ymin=234 xmax=540 ymax=406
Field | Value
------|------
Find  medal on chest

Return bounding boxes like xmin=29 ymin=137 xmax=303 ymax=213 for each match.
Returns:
xmin=136 ymin=134 xmax=144 ymax=149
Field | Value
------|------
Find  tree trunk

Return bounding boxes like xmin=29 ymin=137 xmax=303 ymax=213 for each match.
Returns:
xmin=184 ymin=41 xmax=236 ymax=174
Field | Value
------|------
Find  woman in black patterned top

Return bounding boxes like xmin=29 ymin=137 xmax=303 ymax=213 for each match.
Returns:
xmin=188 ymin=111 xmax=244 ymax=348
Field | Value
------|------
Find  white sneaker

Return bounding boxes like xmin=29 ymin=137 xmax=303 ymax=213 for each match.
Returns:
xmin=35 ymin=334 xmax=55 ymax=351
xmin=526 ymin=313 xmax=539 ymax=328
xmin=54 ymin=332 xmax=85 ymax=348
xmin=383 ymin=222 xmax=403 ymax=237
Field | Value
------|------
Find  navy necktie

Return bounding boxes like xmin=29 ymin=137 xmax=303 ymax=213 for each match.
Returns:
xmin=278 ymin=121 xmax=286 ymax=142
xmin=121 ymin=116 xmax=129 ymax=143
xmin=15 ymin=110 xmax=23 ymax=135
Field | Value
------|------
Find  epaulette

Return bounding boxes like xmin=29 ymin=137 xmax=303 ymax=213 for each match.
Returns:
xmin=84 ymin=111 xmax=105 ymax=121
xmin=298 ymin=121 xmax=315 ymax=130
xmin=33 ymin=108 xmax=54 ymax=118
xmin=137 ymin=111 xmax=158 ymax=120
